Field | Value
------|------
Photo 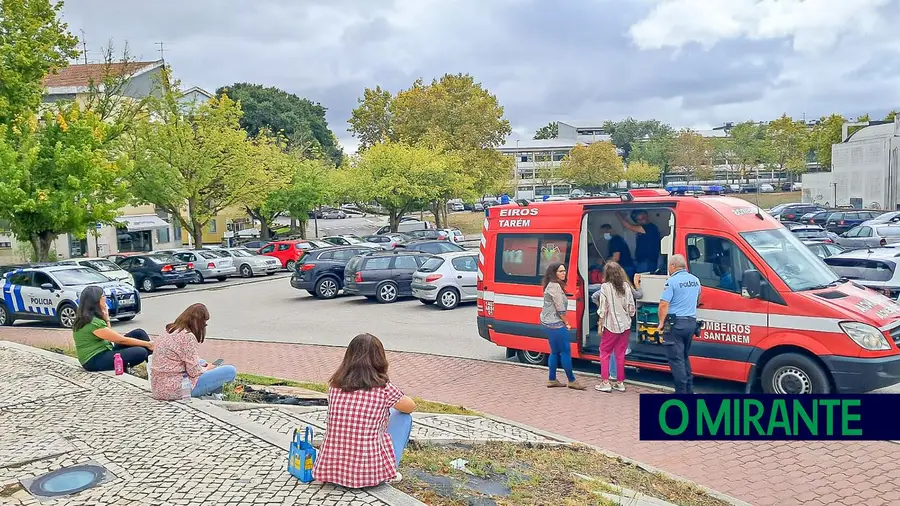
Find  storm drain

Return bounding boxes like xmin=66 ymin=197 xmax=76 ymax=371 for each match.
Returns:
xmin=21 ymin=462 xmax=113 ymax=499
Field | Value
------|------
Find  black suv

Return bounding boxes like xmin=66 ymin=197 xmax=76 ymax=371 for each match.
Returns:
xmin=806 ymin=210 xmax=881 ymax=234
xmin=343 ymin=250 xmax=432 ymax=303
xmin=290 ymin=246 xmax=376 ymax=299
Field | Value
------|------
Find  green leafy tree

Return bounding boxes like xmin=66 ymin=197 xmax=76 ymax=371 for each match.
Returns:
xmin=533 ymin=159 xmax=558 ymax=190
xmin=558 ymin=142 xmax=624 ymax=190
xmin=668 ymin=129 xmax=715 ymax=181
xmin=723 ymin=121 xmax=767 ymax=182
xmin=129 ymin=70 xmax=291 ymax=247
xmin=533 ymin=121 xmax=558 ymax=140
xmin=0 ymin=103 xmax=131 ymax=261
xmin=628 ymin=132 xmax=674 ymax=181
xmin=0 ymin=0 xmax=78 ymax=125
xmin=258 ymin=158 xmax=335 ymax=239
xmin=885 ymin=110 xmax=898 ymax=122
xmin=809 ymin=114 xmax=845 ymax=169
xmin=217 ymin=83 xmax=343 ymax=165
xmin=603 ymin=118 xmax=673 ymax=159
xmin=347 ymin=85 xmax=395 ymax=151
xmin=765 ymin=114 xmax=809 ymax=182
xmin=625 ymin=160 xmax=661 ymax=185
xmin=342 ymin=142 xmax=457 ymax=232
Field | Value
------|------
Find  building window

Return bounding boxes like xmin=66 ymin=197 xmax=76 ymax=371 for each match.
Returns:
xmin=173 ymin=225 xmax=181 ymax=241
xmin=117 ymin=230 xmax=153 ymax=253
xmin=534 ymin=186 xmax=551 ymax=196
xmin=208 ymin=221 xmax=217 ymax=233
xmin=519 ymin=152 xmax=533 ymax=163
xmin=495 ymin=233 xmax=572 ymax=285
xmin=552 ymin=185 xmax=571 ymax=196
xmin=552 ymin=151 xmax=568 ymax=162
xmin=0 ymin=241 xmax=10 ymax=249
xmin=157 ymin=227 xmax=170 ymax=243
xmin=517 ymin=169 xmax=535 ymax=179
xmin=534 ymin=151 xmax=551 ymax=162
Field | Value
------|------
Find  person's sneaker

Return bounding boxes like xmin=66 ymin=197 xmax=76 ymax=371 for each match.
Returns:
xmin=594 ymin=381 xmax=612 ymax=392
xmin=567 ymin=380 xmax=586 ymax=390
xmin=389 ymin=472 xmax=402 ymax=484
xmin=612 ymin=382 xmax=626 ymax=392
xmin=547 ymin=379 xmax=565 ymax=388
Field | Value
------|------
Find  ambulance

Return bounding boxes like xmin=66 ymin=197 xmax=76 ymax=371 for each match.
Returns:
xmin=476 ymin=189 xmax=900 ymax=394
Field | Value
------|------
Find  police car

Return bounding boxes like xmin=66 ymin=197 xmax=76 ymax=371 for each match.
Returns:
xmin=0 ymin=265 xmax=141 ymax=329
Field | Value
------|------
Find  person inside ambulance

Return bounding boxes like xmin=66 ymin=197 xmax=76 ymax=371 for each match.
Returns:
xmin=600 ymin=224 xmax=635 ymax=279
xmin=616 ymin=211 xmax=662 ymax=274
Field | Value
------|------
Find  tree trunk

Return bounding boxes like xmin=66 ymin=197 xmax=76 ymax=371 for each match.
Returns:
xmin=297 ymin=219 xmax=307 ymax=239
xmin=290 ymin=217 xmax=297 ymax=232
xmin=258 ymin=216 xmax=271 ymax=241
xmin=389 ymin=210 xmax=401 ymax=233
xmin=191 ymin=221 xmax=204 ymax=249
xmin=30 ymin=231 xmax=56 ymax=262
xmin=430 ymin=201 xmax=444 ymax=229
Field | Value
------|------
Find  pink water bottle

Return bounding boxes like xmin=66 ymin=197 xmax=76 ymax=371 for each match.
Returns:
xmin=113 ymin=353 xmax=124 ymax=375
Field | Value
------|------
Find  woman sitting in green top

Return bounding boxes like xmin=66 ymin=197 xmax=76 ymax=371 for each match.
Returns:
xmin=73 ymin=285 xmax=154 ymax=372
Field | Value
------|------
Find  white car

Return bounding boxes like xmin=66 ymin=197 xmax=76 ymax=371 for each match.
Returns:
xmin=322 ymin=235 xmax=385 ymax=250
xmin=759 ymin=183 xmax=776 ymax=193
xmin=0 ymin=265 xmax=141 ymax=328
xmin=439 ymin=228 xmax=465 ymax=244
xmin=57 ymin=257 xmax=135 ymax=286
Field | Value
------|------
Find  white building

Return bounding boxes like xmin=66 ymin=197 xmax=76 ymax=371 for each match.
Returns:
xmin=802 ymin=118 xmax=900 ymax=209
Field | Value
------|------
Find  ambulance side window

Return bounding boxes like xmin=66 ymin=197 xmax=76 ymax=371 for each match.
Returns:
xmin=495 ymin=233 xmax=572 ymax=285
xmin=685 ymin=235 xmax=754 ymax=294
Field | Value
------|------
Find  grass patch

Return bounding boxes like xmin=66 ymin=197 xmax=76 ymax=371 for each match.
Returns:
xmin=412 ymin=397 xmax=478 ymax=416
xmin=0 ymin=483 xmax=23 ymax=497
xmin=443 ymin=212 xmax=484 ymax=236
xmin=733 ymin=191 xmax=797 ymax=209
xmin=396 ymin=442 xmax=727 ymax=506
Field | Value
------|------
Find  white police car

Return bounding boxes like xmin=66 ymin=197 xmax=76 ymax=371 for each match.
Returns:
xmin=0 ymin=265 xmax=141 ymax=329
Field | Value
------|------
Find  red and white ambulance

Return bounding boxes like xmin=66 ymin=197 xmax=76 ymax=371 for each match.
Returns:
xmin=476 ymin=189 xmax=900 ymax=393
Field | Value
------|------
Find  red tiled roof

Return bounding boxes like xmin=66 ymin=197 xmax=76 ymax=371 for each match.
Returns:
xmin=43 ymin=60 xmax=163 ymax=88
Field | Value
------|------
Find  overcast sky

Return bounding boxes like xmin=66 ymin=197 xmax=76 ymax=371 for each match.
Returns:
xmin=61 ymin=0 xmax=900 ymax=153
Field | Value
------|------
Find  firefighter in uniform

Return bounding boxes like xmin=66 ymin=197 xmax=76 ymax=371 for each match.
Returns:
xmin=657 ymin=254 xmax=701 ymax=394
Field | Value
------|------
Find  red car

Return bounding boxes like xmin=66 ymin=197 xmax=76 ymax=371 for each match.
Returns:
xmin=258 ymin=240 xmax=329 ymax=270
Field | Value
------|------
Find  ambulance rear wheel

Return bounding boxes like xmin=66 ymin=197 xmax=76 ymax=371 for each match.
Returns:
xmin=517 ymin=350 xmax=548 ymax=366
xmin=762 ymin=353 xmax=831 ymax=394
xmin=0 ymin=303 xmax=13 ymax=326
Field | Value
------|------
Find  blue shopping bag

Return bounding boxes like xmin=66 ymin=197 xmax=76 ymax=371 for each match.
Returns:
xmin=287 ymin=426 xmax=316 ymax=483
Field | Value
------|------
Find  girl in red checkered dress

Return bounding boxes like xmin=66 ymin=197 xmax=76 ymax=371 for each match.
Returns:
xmin=313 ymin=333 xmax=416 ymax=488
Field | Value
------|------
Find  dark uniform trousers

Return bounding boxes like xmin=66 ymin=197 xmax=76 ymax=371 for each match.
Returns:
xmin=664 ymin=316 xmax=695 ymax=394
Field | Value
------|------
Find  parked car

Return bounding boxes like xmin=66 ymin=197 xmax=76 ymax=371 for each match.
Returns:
xmin=804 ymin=210 xmax=881 ymax=234
xmin=862 ymin=210 xmax=900 ymax=226
xmin=402 ymin=240 xmax=466 ymax=254
xmin=258 ymin=240 xmax=329 ymax=271
xmin=448 ymin=202 xmax=465 ymax=212
xmin=411 ymin=251 xmax=479 ymax=310
xmin=322 ymin=210 xmax=347 ymax=219
xmin=361 ymin=234 xmax=403 ymax=249
xmin=240 ymin=240 xmax=268 ymax=250
xmin=769 ymin=203 xmax=825 ymax=222
xmin=804 ymin=241 xmax=845 ymax=259
xmin=784 ymin=223 xmax=833 ymax=242
xmin=343 ymin=250 xmax=432 ymax=303
xmin=473 ymin=202 xmax=484 ymax=212
xmin=105 ymin=252 xmax=142 ymax=264
xmin=836 ymin=224 xmax=900 ymax=249
xmin=114 ymin=254 xmax=195 ymax=293
xmin=213 ymin=248 xmax=281 ymax=277
xmin=0 ymin=265 xmax=141 ymax=328
xmin=168 ymin=249 xmax=235 ymax=283
xmin=439 ymin=228 xmax=465 ymax=243
xmin=781 ymin=182 xmax=802 ymax=192
xmin=407 ymin=229 xmax=450 ymax=241
xmin=759 ymin=183 xmax=776 ymax=193
xmin=376 ymin=220 xmax=432 ymax=235
xmin=739 ymin=184 xmax=758 ymax=193
xmin=823 ymin=248 xmax=900 ymax=298
xmin=322 ymin=235 xmax=384 ymax=250
xmin=56 ymin=257 xmax=135 ymax=286
xmin=291 ymin=246 xmax=376 ymax=299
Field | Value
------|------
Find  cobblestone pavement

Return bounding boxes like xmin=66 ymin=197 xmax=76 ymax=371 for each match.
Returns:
xmin=0 ymin=341 xmax=419 ymax=506
xmin=223 ymin=404 xmax=566 ymax=445
xmin=7 ymin=329 xmax=900 ymax=505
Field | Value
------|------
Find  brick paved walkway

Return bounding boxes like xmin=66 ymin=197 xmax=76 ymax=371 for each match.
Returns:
xmin=5 ymin=328 xmax=900 ymax=506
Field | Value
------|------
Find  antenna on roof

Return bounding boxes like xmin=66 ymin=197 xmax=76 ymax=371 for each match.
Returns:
xmin=155 ymin=41 xmax=166 ymax=62
xmin=79 ymin=30 xmax=88 ymax=64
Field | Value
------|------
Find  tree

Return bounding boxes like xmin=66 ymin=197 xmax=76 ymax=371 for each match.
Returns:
xmin=257 ymin=158 xmax=335 ymax=239
xmin=347 ymin=86 xmax=394 ymax=151
xmin=885 ymin=110 xmax=898 ymax=122
xmin=533 ymin=121 xmax=558 ymax=140
xmin=217 ymin=83 xmax=343 ymax=165
xmin=809 ymin=114 xmax=845 ymax=169
xmin=0 ymin=103 xmax=131 ymax=261
xmin=129 ymin=70 xmax=292 ymax=247
xmin=0 ymin=0 xmax=78 ymax=125
xmin=533 ymin=159 xmax=558 ymax=190
xmin=625 ymin=160 xmax=661 ymax=185
xmin=342 ymin=142 xmax=457 ymax=232
xmin=558 ymin=142 xmax=624 ymax=190
xmin=723 ymin=122 xmax=767 ymax=182
xmin=765 ymin=114 xmax=809 ymax=182
xmin=603 ymin=118 xmax=673 ymax=159
xmin=668 ymin=129 xmax=712 ymax=181
xmin=628 ymin=132 xmax=674 ymax=181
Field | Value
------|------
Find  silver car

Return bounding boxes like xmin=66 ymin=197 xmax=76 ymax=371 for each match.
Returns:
xmin=824 ymin=247 xmax=900 ymax=298
xmin=836 ymin=224 xmax=900 ymax=249
xmin=215 ymin=247 xmax=281 ymax=277
xmin=56 ymin=257 xmax=135 ymax=286
xmin=410 ymin=251 xmax=479 ymax=309
xmin=172 ymin=249 xmax=236 ymax=283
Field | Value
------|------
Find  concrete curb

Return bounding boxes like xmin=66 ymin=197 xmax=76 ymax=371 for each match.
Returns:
xmin=0 ymin=341 xmax=426 ymax=506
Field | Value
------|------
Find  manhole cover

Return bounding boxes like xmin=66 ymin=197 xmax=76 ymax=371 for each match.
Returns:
xmin=23 ymin=463 xmax=109 ymax=498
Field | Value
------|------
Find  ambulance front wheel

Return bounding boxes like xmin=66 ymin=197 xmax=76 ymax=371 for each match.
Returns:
xmin=761 ymin=353 xmax=831 ymax=394
xmin=517 ymin=349 xmax=548 ymax=366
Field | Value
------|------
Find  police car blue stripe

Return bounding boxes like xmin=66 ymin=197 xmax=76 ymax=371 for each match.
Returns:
xmin=2 ymin=280 xmax=12 ymax=309
xmin=13 ymin=285 xmax=25 ymax=312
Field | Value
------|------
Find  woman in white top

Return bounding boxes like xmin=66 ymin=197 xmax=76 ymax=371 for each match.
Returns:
xmin=593 ymin=261 xmax=636 ymax=392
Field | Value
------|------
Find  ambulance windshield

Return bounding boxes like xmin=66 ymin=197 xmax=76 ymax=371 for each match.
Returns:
xmin=741 ymin=228 xmax=840 ymax=291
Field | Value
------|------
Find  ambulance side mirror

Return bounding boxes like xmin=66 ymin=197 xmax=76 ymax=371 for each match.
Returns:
xmin=741 ymin=270 xmax=763 ymax=299
xmin=40 ymin=283 xmax=54 ymax=292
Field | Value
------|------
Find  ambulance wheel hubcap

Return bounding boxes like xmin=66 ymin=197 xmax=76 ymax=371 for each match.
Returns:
xmin=59 ymin=307 xmax=76 ymax=328
xmin=772 ymin=366 xmax=811 ymax=394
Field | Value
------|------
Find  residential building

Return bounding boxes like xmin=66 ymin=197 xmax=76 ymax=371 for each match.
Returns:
xmin=42 ymin=59 xmax=165 ymax=106
xmin=803 ymin=118 xmax=900 ymax=209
